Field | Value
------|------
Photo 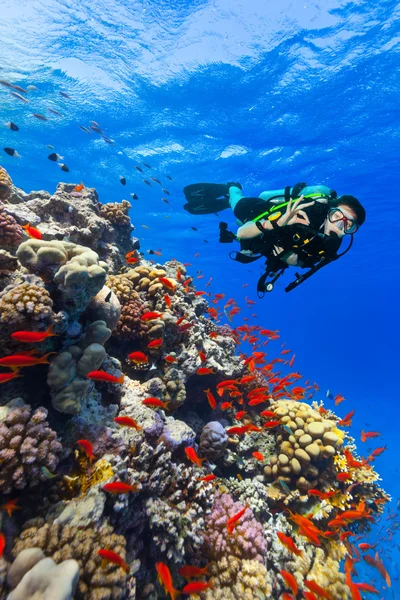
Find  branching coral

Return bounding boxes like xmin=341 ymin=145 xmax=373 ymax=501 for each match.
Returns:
xmin=0 ymin=403 xmax=62 ymax=494
xmin=0 ymin=276 xmax=53 ymax=326
xmin=203 ymin=492 xmax=266 ymax=563
xmin=11 ymin=519 xmax=129 ymax=600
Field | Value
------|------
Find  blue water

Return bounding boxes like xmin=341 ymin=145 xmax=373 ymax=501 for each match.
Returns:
xmin=1 ymin=0 xmax=399 ymax=594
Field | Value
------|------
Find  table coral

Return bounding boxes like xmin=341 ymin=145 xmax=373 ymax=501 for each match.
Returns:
xmin=0 ymin=276 xmax=53 ymax=326
xmin=0 ymin=403 xmax=62 ymax=494
xmin=203 ymin=491 xmax=266 ymax=563
xmin=11 ymin=519 xmax=129 ymax=600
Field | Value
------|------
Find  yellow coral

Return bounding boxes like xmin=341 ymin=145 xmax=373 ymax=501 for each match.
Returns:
xmin=201 ymin=556 xmax=271 ymax=599
xmin=80 ymin=458 xmax=114 ymax=496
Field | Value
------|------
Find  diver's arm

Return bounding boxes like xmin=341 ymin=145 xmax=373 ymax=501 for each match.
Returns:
xmin=236 ymin=219 xmax=273 ymax=239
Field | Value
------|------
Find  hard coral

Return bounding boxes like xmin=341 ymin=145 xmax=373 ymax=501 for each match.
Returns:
xmin=11 ymin=519 xmax=128 ymax=600
xmin=0 ymin=404 xmax=62 ymax=494
xmin=115 ymin=292 xmax=148 ymax=340
xmin=106 ymin=274 xmax=134 ymax=304
xmin=203 ymin=492 xmax=266 ymax=563
xmin=99 ymin=199 xmax=132 ymax=227
xmin=0 ymin=278 xmax=53 ymax=326
xmin=0 ymin=207 xmax=24 ymax=247
xmin=85 ymin=285 xmax=121 ymax=331
xmin=201 ymin=556 xmax=272 ymax=600
xmin=0 ymin=165 xmax=12 ymax=201
xmin=200 ymin=421 xmax=228 ymax=461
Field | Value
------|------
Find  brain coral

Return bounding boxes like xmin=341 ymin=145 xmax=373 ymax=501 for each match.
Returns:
xmin=0 ymin=207 xmax=24 ymax=247
xmin=203 ymin=492 xmax=266 ymax=563
xmin=0 ymin=278 xmax=53 ymax=326
xmin=0 ymin=404 xmax=62 ymax=494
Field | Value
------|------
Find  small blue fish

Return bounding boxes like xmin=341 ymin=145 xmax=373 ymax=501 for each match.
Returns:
xmin=326 ymin=389 xmax=333 ymax=400
xmin=283 ymin=424 xmax=294 ymax=436
xmin=41 ymin=466 xmax=58 ymax=479
xmin=278 ymin=479 xmax=291 ymax=495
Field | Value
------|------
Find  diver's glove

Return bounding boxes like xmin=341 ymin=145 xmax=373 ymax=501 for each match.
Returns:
xmin=219 ymin=221 xmax=237 ymax=243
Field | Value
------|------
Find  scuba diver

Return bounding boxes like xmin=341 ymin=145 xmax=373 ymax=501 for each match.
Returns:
xmin=183 ymin=182 xmax=366 ymax=296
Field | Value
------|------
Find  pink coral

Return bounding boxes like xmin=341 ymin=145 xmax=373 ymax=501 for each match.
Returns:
xmin=0 ymin=404 xmax=63 ymax=494
xmin=203 ymin=491 xmax=266 ymax=563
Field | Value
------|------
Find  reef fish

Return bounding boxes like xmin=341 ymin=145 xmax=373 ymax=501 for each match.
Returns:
xmin=3 ymin=147 xmax=21 ymax=158
xmin=304 ymin=580 xmax=334 ymax=599
xmin=5 ymin=122 xmax=19 ymax=131
xmin=0 ymin=371 xmax=21 ymax=384
xmin=0 ymin=533 xmax=5 ymax=558
xmin=156 ymin=562 xmax=180 ymax=600
xmin=252 ymin=452 xmax=264 ymax=461
xmin=87 ymin=370 xmax=124 ymax=384
xmin=178 ymin=564 xmax=209 ymax=579
xmin=226 ymin=505 xmax=248 ymax=534
xmin=0 ymin=352 xmax=55 ymax=369
xmin=361 ymin=430 xmax=381 ymax=442
xmin=21 ymin=223 xmax=42 ymax=239
xmin=1 ymin=498 xmax=20 ymax=517
xmin=182 ymin=581 xmax=213 ymax=594
xmin=103 ymin=482 xmax=138 ymax=494
xmin=204 ymin=388 xmax=217 ymax=410
xmin=198 ymin=474 xmax=216 ymax=483
xmin=141 ymin=312 xmax=163 ymax=321
xmin=196 ymin=367 xmax=214 ymax=375
xmin=98 ymin=549 xmax=129 ymax=573
xmin=185 ymin=447 xmax=206 ymax=468
xmin=277 ymin=532 xmax=302 ymax=557
xmin=142 ymin=397 xmax=169 ymax=409
xmin=77 ymin=439 xmax=94 ymax=463
xmin=147 ymin=338 xmax=163 ymax=348
xmin=128 ymin=351 xmax=149 ymax=365
xmin=114 ymin=416 xmax=142 ymax=431
xmin=280 ymin=570 xmax=298 ymax=597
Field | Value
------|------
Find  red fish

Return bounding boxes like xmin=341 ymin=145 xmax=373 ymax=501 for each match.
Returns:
xmin=87 ymin=370 xmax=124 ymax=384
xmin=259 ymin=410 xmax=277 ymax=418
xmin=0 ymin=533 xmax=5 ymax=559
xmin=238 ymin=375 xmax=256 ymax=384
xmin=0 ymin=352 xmax=55 ymax=369
xmin=198 ymin=474 xmax=216 ymax=482
xmin=358 ymin=543 xmax=377 ymax=551
xmin=158 ymin=277 xmax=176 ymax=291
xmin=304 ymin=579 xmax=333 ymax=599
xmin=1 ymin=498 xmax=20 ymax=517
xmin=263 ymin=420 xmax=281 ymax=429
xmin=370 ymin=446 xmax=386 ymax=457
xmin=308 ymin=489 xmax=337 ymax=500
xmin=156 ymin=562 xmax=181 ymax=600
xmin=289 ymin=354 xmax=296 ymax=368
xmin=280 ymin=570 xmax=298 ymax=596
xmin=77 ymin=439 xmax=94 ymax=463
xmin=221 ymin=401 xmax=234 ymax=410
xmin=126 ymin=256 xmax=139 ymax=264
xmin=142 ymin=397 xmax=169 ymax=409
xmin=226 ymin=505 xmax=248 ymax=534
xmin=176 ymin=315 xmax=187 ymax=326
xmin=252 ymin=452 xmax=264 ymax=461
xmin=226 ymin=425 xmax=252 ymax=435
xmin=204 ymin=389 xmax=217 ymax=410
xmin=185 ymin=447 xmax=205 ymax=468
xmin=11 ymin=324 xmax=57 ymax=343
xmin=0 ymin=371 xmax=21 ymax=384
xmin=182 ymin=581 xmax=213 ymax=594
xmin=164 ymin=355 xmax=177 ymax=363
xmin=195 ymin=291 xmax=206 ymax=296
xmin=277 ymin=532 xmax=302 ymax=557
xmin=178 ymin=564 xmax=209 ymax=579
xmin=128 ymin=351 xmax=149 ymax=365
xmin=114 ymin=416 xmax=142 ymax=431
xmin=354 ymin=582 xmax=380 ymax=595
xmin=337 ymin=472 xmax=352 ymax=482
xmin=303 ymin=594 xmax=318 ymax=600
xmin=103 ymin=482 xmax=138 ymax=494
xmin=361 ymin=430 xmax=381 ymax=442
xmin=235 ymin=410 xmax=247 ymax=420
xmin=98 ymin=549 xmax=129 ymax=573
xmin=334 ymin=393 xmax=345 ymax=405
xmin=196 ymin=367 xmax=214 ymax=375
xmin=178 ymin=323 xmax=194 ymax=333
xmin=147 ymin=338 xmax=163 ymax=348
xmin=74 ymin=183 xmax=85 ymax=192
xmin=22 ymin=223 xmax=42 ymax=239
xmin=198 ymin=350 xmax=207 ymax=363
xmin=125 ymin=250 xmax=138 ymax=259
xmin=164 ymin=294 xmax=171 ymax=308
xmin=141 ymin=311 xmax=163 ymax=321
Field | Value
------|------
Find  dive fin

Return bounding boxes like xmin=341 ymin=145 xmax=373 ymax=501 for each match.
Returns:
xmin=183 ymin=183 xmax=232 ymax=215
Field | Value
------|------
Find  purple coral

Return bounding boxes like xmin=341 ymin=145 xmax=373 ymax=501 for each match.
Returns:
xmin=203 ymin=491 xmax=266 ymax=563
xmin=0 ymin=206 xmax=24 ymax=247
xmin=0 ymin=404 xmax=63 ymax=494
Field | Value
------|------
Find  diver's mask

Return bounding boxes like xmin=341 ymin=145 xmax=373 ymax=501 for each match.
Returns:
xmin=327 ymin=208 xmax=359 ymax=234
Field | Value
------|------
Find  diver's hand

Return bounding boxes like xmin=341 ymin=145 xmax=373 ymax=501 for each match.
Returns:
xmin=276 ymin=195 xmax=315 ymax=227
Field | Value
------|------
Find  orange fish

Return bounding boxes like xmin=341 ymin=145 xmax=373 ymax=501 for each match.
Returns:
xmin=128 ymin=351 xmax=149 ymax=365
xmin=196 ymin=367 xmax=214 ymax=375
xmin=238 ymin=375 xmax=256 ymax=384
xmin=0 ymin=371 xmax=21 ymax=384
xmin=252 ymin=452 xmax=264 ymax=461
xmin=280 ymin=570 xmax=298 ymax=596
xmin=164 ymin=294 xmax=172 ymax=308
xmin=0 ymin=533 xmax=5 ymax=559
xmin=354 ymin=582 xmax=380 ymax=595
xmin=73 ymin=183 xmax=85 ymax=192
xmin=142 ymin=397 xmax=169 ymax=409
xmin=125 ymin=250 xmax=137 ymax=259
xmin=141 ymin=311 xmax=163 ymax=321
xmin=308 ymin=489 xmax=337 ymax=500
xmin=158 ymin=277 xmax=176 ymax=291
xmin=289 ymin=354 xmax=296 ymax=367
xmin=77 ymin=439 xmax=94 ymax=463
xmin=22 ymin=223 xmax=42 ymax=239
xmin=235 ymin=410 xmax=247 ymax=420
xmin=370 ymin=446 xmax=387 ymax=458
xmin=221 ymin=401 xmax=234 ymax=410
xmin=304 ymin=579 xmax=333 ymax=600
xmin=103 ymin=482 xmax=138 ymax=494
xmin=204 ymin=388 xmax=217 ymax=410
xmin=337 ymin=472 xmax=352 ymax=482
xmin=98 ymin=549 xmax=129 ymax=573
xmin=147 ymin=338 xmax=163 ymax=348
xmin=277 ymin=532 xmax=302 ymax=557
xmin=361 ymin=430 xmax=381 ymax=442
xmin=178 ymin=564 xmax=209 ymax=580
xmin=226 ymin=425 xmax=250 ymax=436
xmin=195 ymin=291 xmax=206 ymax=296
xmin=11 ymin=324 xmax=57 ymax=343
xmin=126 ymin=256 xmax=139 ymax=264
xmin=114 ymin=416 xmax=142 ymax=431
xmin=198 ymin=350 xmax=207 ymax=363
xmin=185 ymin=446 xmax=205 ymax=468
xmin=1 ymin=498 xmax=20 ymax=518
xmin=334 ymin=393 xmax=345 ymax=405
xmin=156 ymin=561 xmax=181 ymax=600
xmin=226 ymin=505 xmax=248 ymax=534
xmin=87 ymin=370 xmax=124 ymax=384
xmin=182 ymin=581 xmax=213 ymax=594
xmin=198 ymin=474 xmax=216 ymax=482
xmin=263 ymin=420 xmax=281 ymax=429
xmin=164 ymin=355 xmax=177 ymax=363
xmin=0 ymin=352 xmax=55 ymax=369
xmin=259 ymin=410 xmax=277 ymax=418
xmin=358 ymin=543 xmax=377 ymax=551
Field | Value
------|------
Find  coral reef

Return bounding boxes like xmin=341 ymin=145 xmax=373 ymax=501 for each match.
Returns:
xmin=0 ymin=168 xmax=390 ymax=600
xmin=0 ymin=403 xmax=62 ymax=494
